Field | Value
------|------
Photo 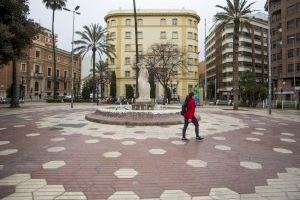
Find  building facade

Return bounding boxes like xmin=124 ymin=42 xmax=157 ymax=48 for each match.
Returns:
xmin=0 ymin=27 xmax=81 ymax=99
xmin=266 ymin=0 xmax=300 ymax=102
xmin=104 ymin=9 xmax=200 ymax=99
xmin=205 ymin=13 xmax=269 ymax=100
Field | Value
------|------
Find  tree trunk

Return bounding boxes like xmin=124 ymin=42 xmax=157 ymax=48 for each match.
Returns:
xmin=10 ymin=59 xmax=20 ymax=108
xmin=232 ymin=21 xmax=240 ymax=110
xmin=52 ymin=9 xmax=58 ymax=99
xmin=92 ymin=48 xmax=96 ymax=102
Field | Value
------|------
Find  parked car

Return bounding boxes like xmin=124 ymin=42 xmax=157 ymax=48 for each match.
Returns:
xmin=0 ymin=97 xmax=9 ymax=104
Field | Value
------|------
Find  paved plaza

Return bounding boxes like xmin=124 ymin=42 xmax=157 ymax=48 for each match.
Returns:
xmin=0 ymin=103 xmax=299 ymax=200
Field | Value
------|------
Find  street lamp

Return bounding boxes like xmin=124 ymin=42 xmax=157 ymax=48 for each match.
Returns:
xmin=282 ymin=81 xmax=286 ymax=110
xmin=133 ymin=0 xmax=139 ymax=99
xmin=267 ymin=0 xmax=272 ymax=115
xmin=289 ymin=35 xmax=297 ymax=108
xmin=63 ymin=6 xmax=80 ymax=109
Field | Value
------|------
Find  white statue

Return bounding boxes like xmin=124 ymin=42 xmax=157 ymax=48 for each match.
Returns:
xmin=137 ymin=63 xmax=151 ymax=102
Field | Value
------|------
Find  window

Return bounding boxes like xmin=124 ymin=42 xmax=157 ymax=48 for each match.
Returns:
xmin=194 ymin=33 xmax=198 ymax=40
xmin=34 ymin=82 xmax=39 ymax=91
xmin=35 ymin=65 xmax=40 ymax=73
xmin=125 ymin=32 xmax=131 ymax=39
xmin=110 ymin=32 xmax=116 ymax=39
xmin=287 ymin=20 xmax=295 ymax=29
xmin=297 ymin=18 xmax=300 ymax=28
xmin=48 ymin=55 xmax=52 ymax=60
xmin=288 ymin=64 xmax=294 ymax=72
xmin=125 ymin=71 xmax=130 ymax=77
xmin=57 ymin=57 xmax=60 ymax=62
xmin=137 ymin=31 xmax=143 ymax=39
xmin=74 ymin=73 xmax=76 ymax=79
xmin=173 ymin=44 xmax=178 ymax=49
xmin=125 ymin=57 xmax=131 ymax=65
xmin=188 ymin=58 xmax=193 ymax=65
xmin=287 ymin=35 xmax=295 ymax=44
xmin=64 ymin=71 xmax=67 ymax=78
xmin=138 ymin=44 xmax=143 ymax=52
xmin=160 ymin=18 xmax=166 ymax=25
xmin=194 ymin=46 xmax=198 ymax=53
xmin=56 ymin=69 xmax=59 ymax=78
xmin=172 ymin=31 xmax=178 ymax=39
xmin=137 ymin=19 xmax=143 ymax=25
xmin=125 ymin=44 xmax=131 ymax=52
xmin=188 ymin=45 xmax=193 ymax=52
xmin=64 ymin=82 xmax=67 ymax=90
xmin=172 ymin=18 xmax=178 ymax=25
xmin=287 ymin=5 xmax=296 ymax=16
xmin=111 ymin=19 xmax=116 ymax=26
xmin=111 ymin=45 xmax=115 ymax=51
xmin=110 ymin=58 xmax=115 ymax=65
xmin=288 ymin=49 xmax=294 ymax=58
xmin=35 ymin=50 xmax=40 ymax=59
xmin=125 ymin=19 xmax=131 ymax=26
xmin=188 ymin=19 xmax=193 ymax=26
xmin=297 ymin=33 xmax=300 ymax=43
xmin=188 ymin=32 xmax=193 ymax=39
xmin=188 ymin=84 xmax=193 ymax=92
xmin=47 ymin=81 xmax=51 ymax=89
xmin=47 ymin=68 xmax=51 ymax=76
xmin=160 ymin=31 xmax=166 ymax=39
xmin=21 ymin=63 xmax=26 ymax=72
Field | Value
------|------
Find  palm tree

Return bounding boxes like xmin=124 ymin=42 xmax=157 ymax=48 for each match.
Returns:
xmin=73 ymin=24 xmax=114 ymax=102
xmin=42 ymin=0 xmax=67 ymax=99
xmin=214 ymin=0 xmax=254 ymax=110
xmin=90 ymin=60 xmax=111 ymax=98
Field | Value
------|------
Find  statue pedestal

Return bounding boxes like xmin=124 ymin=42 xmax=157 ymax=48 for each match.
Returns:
xmin=132 ymin=101 xmax=155 ymax=110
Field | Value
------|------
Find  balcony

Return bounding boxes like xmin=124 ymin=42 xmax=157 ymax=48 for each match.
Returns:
xmin=33 ymin=72 xmax=43 ymax=79
xmin=270 ymin=2 xmax=281 ymax=13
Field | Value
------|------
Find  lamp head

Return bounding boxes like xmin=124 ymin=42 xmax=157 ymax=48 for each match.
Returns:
xmin=75 ymin=6 xmax=80 ymax=11
xmin=63 ymin=7 xmax=71 ymax=11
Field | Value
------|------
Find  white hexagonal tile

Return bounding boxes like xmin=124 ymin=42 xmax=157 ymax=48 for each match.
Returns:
xmin=55 ymin=192 xmax=87 ymax=200
xmin=0 ymin=149 xmax=18 ymax=155
xmin=279 ymin=123 xmax=288 ymax=126
xmin=209 ymin=188 xmax=239 ymax=199
xmin=280 ymin=138 xmax=296 ymax=143
xmin=240 ymin=161 xmax=262 ymax=170
xmin=273 ymin=148 xmax=293 ymax=154
xmin=42 ymin=161 xmax=66 ymax=169
xmin=1 ymin=192 xmax=32 ymax=199
xmin=13 ymin=125 xmax=25 ymax=128
xmin=0 ymin=174 xmax=30 ymax=186
xmin=114 ymin=168 xmax=138 ymax=178
xmin=33 ymin=185 xmax=65 ymax=200
xmin=186 ymin=160 xmax=207 ymax=168
xmin=212 ymin=136 xmax=226 ymax=141
xmin=149 ymin=149 xmax=166 ymax=155
xmin=16 ymin=179 xmax=47 ymax=192
xmin=50 ymin=137 xmax=65 ymax=142
xmin=85 ymin=139 xmax=99 ymax=144
xmin=246 ymin=137 xmax=261 ymax=142
xmin=255 ymin=128 xmax=266 ymax=131
xmin=108 ymin=191 xmax=139 ymax=200
xmin=0 ymin=141 xmax=10 ymax=146
xmin=47 ymin=147 xmax=65 ymax=153
xmin=160 ymin=190 xmax=191 ymax=200
xmin=103 ymin=151 xmax=122 ymax=158
xmin=280 ymin=132 xmax=295 ymax=137
xmin=171 ymin=140 xmax=186 ymax=145
xmin=121 ymin=140 xmax=136 ymax=146
xmin=215 ymin=145 xmax=231 ymax=151
xmin=251 ymin=132 xmax=264 ymax=136
xmin=26 ymin=133 xmax=40 ymax=137
xmin=0 ymin=128 xmax=6 ymax=131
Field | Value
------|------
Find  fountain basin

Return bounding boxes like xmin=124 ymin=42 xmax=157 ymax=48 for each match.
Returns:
xmin=85 ymin=105 xmax=184 ymax=126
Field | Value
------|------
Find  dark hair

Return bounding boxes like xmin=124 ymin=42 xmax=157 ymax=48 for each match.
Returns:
xmin=188 ymin=92 xmax=194 ymax=97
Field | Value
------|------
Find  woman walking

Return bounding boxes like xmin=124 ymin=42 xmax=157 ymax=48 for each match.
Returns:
xmin=182 ymin=92 xmax=203 ymax=141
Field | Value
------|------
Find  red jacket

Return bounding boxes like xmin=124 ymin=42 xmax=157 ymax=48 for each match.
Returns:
xmin=184 ymin=97 xmax=196 ymax=120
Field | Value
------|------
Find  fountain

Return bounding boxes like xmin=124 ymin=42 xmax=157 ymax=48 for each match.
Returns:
xmin=85 ymin=63 xmax=183 ymax=126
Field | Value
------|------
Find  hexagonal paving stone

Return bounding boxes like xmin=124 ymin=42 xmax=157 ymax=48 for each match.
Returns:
xmin=251 ymin=132 xmax=264 ymax=136
xmin=149 ymin=148 xmax=166 ymax=155
xmin=214 ymin=145 xmax=231 ymax=151
xmin=279 ymin=123 xmax=289 ymax=126
xmin=186 ymin=159 xmax=207 ymax=168
xmin=209 ymin=188 xmax=239 ymax=199
xmin=212 ymin=136 xmax=226 ymax=141
xmin=108 ymin=191 xmax=139 ymax=200
xmin=280 ymin=138 xmax=296 ymax=143
xmin=33 ymin=185 xmax=65 ymax=200
xmin=13 ymin=125 xmax=25 ymax=128
xmin=246 ymin=137 xmax=261 ymax=142
xmin=16 ymin=179 xmax=47 ymax=192
xmin=85 ymin=139 xmax=99 ymax=144
xmin=273 ymin=148 xmax=293 ymax=154
xmin=0 ymin=174 xmax=30 ymax=186
xmin=47 ymin=147 xmax=65 ymax=153
xmin=240 ymin=161 xmax=262 ymax=170
xmin=280 ymin=132 xmax=295 ymax=137
xmin=1 ymin=192 xmax=32 ymax=200
xmin=255 ymin=128 xmax=266 ymax=131
xmin=0 ymin=128 xmax=7 ymax=131
xmin=51 ymin=137 xmax=66 ymax=142
xmin=103 ymin=151 xmax=122 ymax=158
xmin=0 ymin=149 xmax=18 ymax=155
xmin=55 ymin=192 xmax=87 ymax=200
xmin=171 ymin=140 xmax=186 ymax=145
xmin=160 ymin=190 xmax=191 ymax=200
xmin=26 ymin=133 xmax=40 ymax=137
xmin=0 ymin=141 xmax=10 ymax=146
xmin=43 ymin=161 xmax=66 ymax=169
xmin=114 ymin=168 xmax=138 ymax=178
xmin=121 ymin=140 xmax=136 ymax=146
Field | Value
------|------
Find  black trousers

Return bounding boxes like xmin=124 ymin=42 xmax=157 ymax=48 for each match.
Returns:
xmin=182 ymin=117 xmax=199 ymax=138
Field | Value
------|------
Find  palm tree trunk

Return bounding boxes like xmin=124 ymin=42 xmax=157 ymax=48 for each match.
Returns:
xmin=52 ymin=9 xmax=58 ymax=99
xmin=10 ymin=58 xmax=20 ymax=108
xmin=232 ymin=21 xmax=240 ymax=110
xmin=92 ymin=49 xmax=96 ymax=102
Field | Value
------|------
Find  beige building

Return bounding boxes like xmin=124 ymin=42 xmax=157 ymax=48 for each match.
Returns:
xmin=104 ymin=9 xmax=200 ymax=99
xmin=0 ymin=27 xmax=81 ymax=99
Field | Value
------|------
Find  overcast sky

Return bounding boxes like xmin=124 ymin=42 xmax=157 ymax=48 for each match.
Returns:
xmin=28 ymin=0 xmax=267 ymax=77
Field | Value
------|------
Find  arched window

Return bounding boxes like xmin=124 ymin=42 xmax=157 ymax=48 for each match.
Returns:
xmin=34 ymin=82 xmax=39 ymax=91
xmin=111 ymin=19 xmax=116 ymax=26
xmin=137 ymin=19 xmax=143 ymax=25
xmin=125 ymin=19 xmax=131 ymax=26
xmin=160 ymin=18 xmax=166 ymax=25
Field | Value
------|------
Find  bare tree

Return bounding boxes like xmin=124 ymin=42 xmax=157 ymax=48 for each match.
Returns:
xmin=142 ymin=43 xmax=185 ymax=100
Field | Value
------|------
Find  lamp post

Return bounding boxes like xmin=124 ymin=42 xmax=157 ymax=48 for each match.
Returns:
xmin=204 ymin=18 xmax=207 ymax=105
xmin=290 ymin=35 xmax=297 ymax=108
xmin=282 ymin=81 xmax=286 ymax=110
xmin=267 ymin=0 xmax=272 ymax=114
xmin=133 ymin=0 xmax=139 ymax=99
xmin=63 ymin=6 xmax=80 ymax=109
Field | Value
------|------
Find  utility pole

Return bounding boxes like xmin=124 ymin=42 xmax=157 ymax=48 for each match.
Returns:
xmin=204 ymin=18 xmax=207 ymax=105
xmin=133 ymin=0 xmax=139 ymax=99
xmin=267 ymin=0 xmax=272 ymax=115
